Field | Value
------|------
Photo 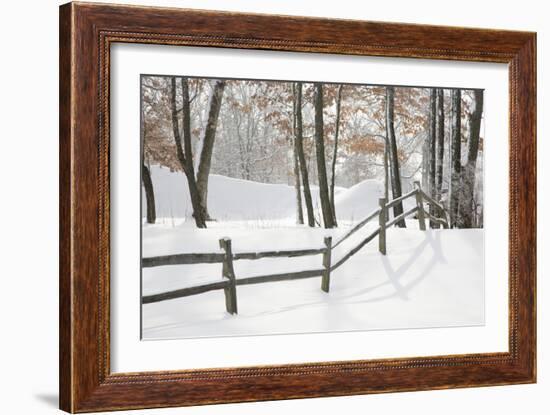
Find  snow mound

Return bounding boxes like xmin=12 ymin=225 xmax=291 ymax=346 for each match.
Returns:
xmin=143 ymin=165 xmax=384 ymax=223
xmin=333 ymin=179 xmax=384 ymax=222
xmin=144 ymin=166 xmax=302 ymax=220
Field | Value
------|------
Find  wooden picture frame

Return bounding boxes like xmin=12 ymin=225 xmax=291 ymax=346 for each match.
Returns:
xmin=59 ymin=2 xmax=536 ymax=412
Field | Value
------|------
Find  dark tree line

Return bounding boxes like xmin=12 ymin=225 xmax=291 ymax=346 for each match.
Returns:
xmin=424 ymin=87 xmax=484 ymax=229
xmin=385 ymin=86 xmax=483 ymax=229
xmin=460 ymin=89 xmax=484 ymax=228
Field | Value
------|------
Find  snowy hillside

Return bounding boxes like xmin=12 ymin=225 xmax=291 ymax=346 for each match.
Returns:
xmin=142 ymin=165 xmax=393 ymax=223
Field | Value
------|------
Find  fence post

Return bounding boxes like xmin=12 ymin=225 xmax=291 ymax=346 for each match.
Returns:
xmin=219 ymin=238 xmax=238 ymax=315
xmin=413 ymin=181 xmax=427 ymax=231
xmin=378 ymin=198 xmax=387 ymax=255
xmin=321 ymin=236 xmax=332 ymax=293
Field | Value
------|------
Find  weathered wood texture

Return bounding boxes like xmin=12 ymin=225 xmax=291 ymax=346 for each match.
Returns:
xmin=332 ymin=207 xmax=380 ymax=249
xmin=220 ymin=238 xmax=238 ymax=314
xmin=237 ymin=269 xmax=324 ymax=285
xmin=321 ymin=237 xmax=332 ymax=292
xmin=141 ymin=239 xmax=327 ymax=310
xmin=420 ymin=190 xmax=450 ymax=227
xmin=142 ymin=248 xmax=324 ymax=268
xmin=414 ymin=181 xmax=427 ymax=231
xmin=378 ymin=198 xmax=387 ymax=255
xmin=234 ymin=248 xmax=325 ymax=260
xmin=420 ymin=189 xmax=447 ymax=213
xmin=385 ymin=188 xmax=417 ymax=210
xmin=143 ymin=270 xmax=326 ymax=304
xmin=386 ymin=206 xmax=419 ymax=229
xmin=60 ymin=2 xmax=536 ymax=412
xmin=142 ymin=280 xmax=229 ymax=304
xmin=423 ymin=212 xmax=449 ymax=229
xmin=142 ymin=252 xmax=225 ymax=267
xmin=331 ymin=228 xmax=380 ymax=271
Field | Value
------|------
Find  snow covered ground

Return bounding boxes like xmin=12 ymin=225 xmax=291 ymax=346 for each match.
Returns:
xmin=143 ymin=165 xmax=406 ymax=224
xmin=141 ymin=167 xmax=484 ymax=340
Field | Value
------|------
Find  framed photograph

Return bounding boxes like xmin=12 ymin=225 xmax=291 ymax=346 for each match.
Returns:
xmin=59 ymin=2 xmax=536 ymax=412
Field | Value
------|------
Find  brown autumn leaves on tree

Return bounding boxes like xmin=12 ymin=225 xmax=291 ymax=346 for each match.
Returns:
xmin=142 ymin=76 xmax=484 ymax=230
xmin=142 ymin=76 xmax=225 ymax=228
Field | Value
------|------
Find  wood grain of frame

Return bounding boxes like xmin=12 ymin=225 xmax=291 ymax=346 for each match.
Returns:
xmin=59 ymin=2 xmax=536 ymax=412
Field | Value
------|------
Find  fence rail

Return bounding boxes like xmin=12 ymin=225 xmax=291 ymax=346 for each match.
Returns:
xmin=142 ymin=252 xmax=225 ymax=267
xmin=386 ymin=206 xmax=419 ymax=229
xmin=420 ymin=189 xmax=449 ymax=228
xmin=237 ymin=268 xmax=324 ymax=286
xmin=143 ymin=280 xmax=229 ymax=304
xmin=332 ymin=208 xmax=380 ymax=249
xmin=142 ymin=181 xmax=449 ymax=314
xmin=142 ymin=248 xmax=325 ymax=269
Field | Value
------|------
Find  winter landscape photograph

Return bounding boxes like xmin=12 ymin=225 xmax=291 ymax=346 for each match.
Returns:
xmin=140 ymin=74 xmax=485 ymax=340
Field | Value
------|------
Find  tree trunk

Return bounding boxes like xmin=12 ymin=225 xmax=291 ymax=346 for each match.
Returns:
xmin=384 ymin=138 xmax=390 ymax=202
xmin=421 ymin=138 xmax=429 ymax=191
xmin=386 ymin=86 xmax=406 ymax=227
xmin=450 ymin=88 xmax=462 ymax=228
xmin=435 ymin=88 xmax=445 ymax=201
xmin=313 ymin=83 xmax=336 ymax=228
xmin=460 ymin=89 xmax=484 ymax=228
xmin=329 ymin=84 xmax=343 ymax=226
xmin=196 ymin=80 xmax=226 ymax=220
xmin=291 ymin=84 xmax=304 ymax=225
xmin=428 ymin=88 xmax=437 ymax=228
xmin=294 ymin=82 xmax=315 ymax=227
xmin=170 ymin=76 xmax=207 ymax=228
xmin=142 ymin=163 xmax=156 ymax=224
xmin=141 ymin=89 xmax=156 ymax=225
xmin=293 ymin=150 xmax=304 ymax=224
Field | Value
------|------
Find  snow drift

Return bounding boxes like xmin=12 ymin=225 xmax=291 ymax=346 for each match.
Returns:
xmin=142 ymin=165 xmax=388 ymax=222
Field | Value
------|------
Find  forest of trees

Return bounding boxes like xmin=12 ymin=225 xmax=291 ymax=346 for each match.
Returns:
xmin=141 ymin=75 xmax=484 ymax=229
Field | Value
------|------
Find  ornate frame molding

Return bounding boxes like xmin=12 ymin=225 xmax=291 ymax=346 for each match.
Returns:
xmin=60 ymin=2 xmax=536 ymax=412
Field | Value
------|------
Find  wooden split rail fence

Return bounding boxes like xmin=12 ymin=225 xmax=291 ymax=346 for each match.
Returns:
xmin=142 ymin=181 xmax=449 ymax=314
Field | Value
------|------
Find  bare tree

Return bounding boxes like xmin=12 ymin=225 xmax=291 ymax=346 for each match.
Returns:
xmin=291 ymin=84 xmax=304 ymax=224
xmin=427 ymin=88 xmax=437 ymax=227
xmin=460 ymin=89 xmax=484 ymax=228
xmin=329 ymin=84 xmax=343 ymax=226
xmin=294 ymin=82 xmax=315 ymax=227
xmin=171 ymin=76 xmax=207 ymax=228
xmin=142 ymin=163 xmax=156 ymax=224
xmin=435 ymin=88 xmax=445 ymax=201
xmin=384 ymin=138 xmax=390 ymax=201
xmin=313 ymin=83 xmax=336 ymax=228
xmin=196 ymin=80 xmax=226 ymax=220
xmin=141 ymin=89 xmax=156 ymax=224
xmin=449 ymin=88 xmax=462 ymax=228
xmin=386 ymin=86 xmax=406 ymax=227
